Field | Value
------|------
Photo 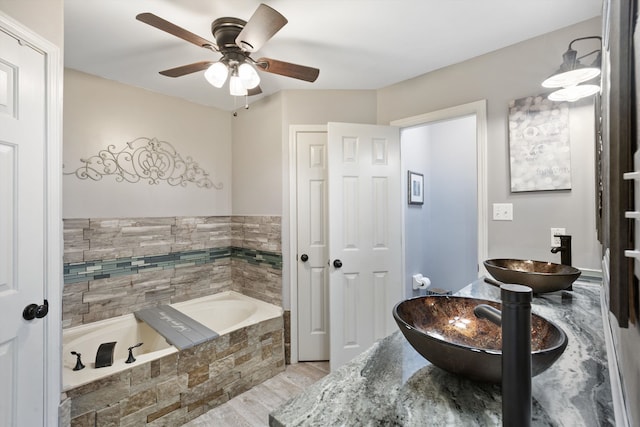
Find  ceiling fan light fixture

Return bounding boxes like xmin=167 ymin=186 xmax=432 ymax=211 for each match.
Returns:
xmin=238 ymin=62 xmax=261 ymax=89
xmin=138 ymin=5 xmax=320 ymax=102
xmin=204 ymin=61 xmax=228 ymax=88
xmin=229 ymin=74 xmax=248 ymax=96
xmin=548 ymin=84 xmax=600 ymax=102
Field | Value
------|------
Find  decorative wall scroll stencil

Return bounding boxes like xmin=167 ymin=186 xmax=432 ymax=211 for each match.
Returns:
xmin=508 ymin=95 xmax=571 ymax=192
xmin=64 ymin=137 xmax=222 ymax=189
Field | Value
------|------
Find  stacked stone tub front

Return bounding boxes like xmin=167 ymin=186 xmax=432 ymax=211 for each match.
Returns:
xmin=62 ymin=291 xmax=284 ymax=426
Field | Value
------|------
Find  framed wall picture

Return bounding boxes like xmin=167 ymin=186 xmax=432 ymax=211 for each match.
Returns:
xmin=508 ymin=95 xmax=571 ymax=192
xmin=408 ymin=171 xmax=424 ymax=205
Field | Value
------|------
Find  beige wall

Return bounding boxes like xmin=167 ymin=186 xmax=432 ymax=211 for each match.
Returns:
xmin=63 ymin=69 xmax=232 ymax=218
xmin=231 ymin=92 xmax=284 ymax=216
xmin=378 ymin=18 xmax=602 ymax=271
xmin=282 ymin=89 xmax=377 ymax=125
xmin=0 ymin=0 xmax=63 ymax=48
xmin=231 ymin=89 xmax=378 ymax=215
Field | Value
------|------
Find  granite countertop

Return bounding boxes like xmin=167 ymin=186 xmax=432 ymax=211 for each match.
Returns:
xmin=270 ymin=280 xmax=614 ymax=426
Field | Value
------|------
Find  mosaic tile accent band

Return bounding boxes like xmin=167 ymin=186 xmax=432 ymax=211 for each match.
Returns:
xmin=64 ymin=246 xmax=281 ymax=284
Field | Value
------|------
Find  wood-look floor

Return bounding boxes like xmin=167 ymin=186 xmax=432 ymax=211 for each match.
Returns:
xmin=184 ymin=362 xmax=330 ymax=427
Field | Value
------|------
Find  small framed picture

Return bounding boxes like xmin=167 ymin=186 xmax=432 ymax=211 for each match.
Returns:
xmin=408 ymin=171 xmax=424 ymax=205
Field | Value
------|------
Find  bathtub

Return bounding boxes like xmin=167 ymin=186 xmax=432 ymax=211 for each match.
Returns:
xmin=62 ymin=291 xmax=283 ymax=391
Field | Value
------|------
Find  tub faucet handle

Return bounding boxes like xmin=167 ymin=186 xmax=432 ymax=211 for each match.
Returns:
xmin=70 ymin=351 xmax=85 ymax=371
xmin=125 ymin=342 xmax=144 ymax=364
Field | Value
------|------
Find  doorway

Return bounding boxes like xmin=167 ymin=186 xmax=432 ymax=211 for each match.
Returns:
xmin=288 ymin=100 xmax=487 ymax=364
xmin=392 ymin=99 xmax=488 ymax=300
xmin=402 ymin=115 xmax=478 ymax=294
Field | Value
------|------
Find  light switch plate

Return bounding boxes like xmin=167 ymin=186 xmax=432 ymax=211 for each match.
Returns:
xmin=493 ymin=203 xmax=513 ymax=221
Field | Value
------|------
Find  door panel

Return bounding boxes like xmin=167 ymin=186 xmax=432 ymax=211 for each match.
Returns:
xmin=0 ymin=144 xmax=15 ymax=291
xmin=0 ymin=29 xmax=46 ymax=426
xmin=342 ymin=273 xmax=359 ymax=347
xmin=309 ymin=267 xmax=327 ymax=333
xmin=372 ymin=271 xmax=388 ymax=340
xmin=328 ymin=122 xmax=401 ymax=371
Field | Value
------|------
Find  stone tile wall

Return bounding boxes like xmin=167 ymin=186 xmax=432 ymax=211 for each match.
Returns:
xmin=63 ymin=216 xmax=282 ymax=328
xmin=230 ymin=216 xmax=283 ymax=306
xmin=65 ymin=316 xmax=285 ymax=427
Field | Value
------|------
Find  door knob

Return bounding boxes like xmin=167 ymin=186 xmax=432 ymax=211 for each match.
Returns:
xmin=333 ymin=259 xmax=343 ymax=268
xmin=23 ymin=299 xmax=48 ymax=320
xmin=300 ymin=254 xmax=309 ymax=262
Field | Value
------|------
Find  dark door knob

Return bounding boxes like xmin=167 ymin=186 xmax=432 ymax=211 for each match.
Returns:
xmin=300 ymin=254 xmax=309 ymax=262
xmin=35 ymin=299 xmax=49 ymax=318
xmin=23 ymin=299 xmax=48 ymax=320
xmin=333 ymin=259 xmax=343 ymax=268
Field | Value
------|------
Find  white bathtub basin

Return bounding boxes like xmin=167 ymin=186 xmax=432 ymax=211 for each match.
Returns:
xmin=62 ymin=314 xmax=177 ymax=390
xmin=171 ymin=290 xmax=283 ymax=335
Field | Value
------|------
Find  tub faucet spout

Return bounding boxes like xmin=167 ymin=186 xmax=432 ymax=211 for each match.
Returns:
xmin=474 ymin=284 xmax=533 ymax=427
xmin=95 ymin=342 xmax=117 ymax=368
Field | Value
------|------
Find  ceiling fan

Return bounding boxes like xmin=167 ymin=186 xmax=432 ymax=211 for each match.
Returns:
xmin=136 ymin=3 xmax=320 ymax=97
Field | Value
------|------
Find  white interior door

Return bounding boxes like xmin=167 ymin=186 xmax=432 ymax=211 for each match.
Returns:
xmin=296 ymin=129 xmax=330 ymax=361
xmin=0 ymin=28 xmax=47 ymax=426
xmin=327 ymin=122 xmax=402 ymax=371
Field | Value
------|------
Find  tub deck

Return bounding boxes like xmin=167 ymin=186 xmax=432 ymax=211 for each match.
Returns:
xmin=134 ymin=305 xmax=219 ymax=350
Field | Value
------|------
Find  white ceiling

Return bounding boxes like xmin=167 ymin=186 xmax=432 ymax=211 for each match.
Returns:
xmin=64 ymin=0 xmax=602 ymax=111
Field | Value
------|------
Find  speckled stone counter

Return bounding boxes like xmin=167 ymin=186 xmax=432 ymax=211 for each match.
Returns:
xmin=270 ymin=280 xmax=614 ymax=426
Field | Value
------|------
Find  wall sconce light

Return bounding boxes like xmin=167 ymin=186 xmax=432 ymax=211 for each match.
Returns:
xmin=542 ymin=36 xmax=602 ymax=102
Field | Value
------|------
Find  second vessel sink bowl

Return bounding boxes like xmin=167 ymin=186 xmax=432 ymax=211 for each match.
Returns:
xmin=393 ymin=296 xmax=568 ymax=383
xmin=484 ymin=258 xmax=581 ymax=293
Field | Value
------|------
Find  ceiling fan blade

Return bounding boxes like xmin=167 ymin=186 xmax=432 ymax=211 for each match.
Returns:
xmin=235 ymin=4 xmax=288 ymax=52
xmin=159 ymin=61 xmax=213 ymax=78
xmin=256 ymin=57 xmax=319 ymax=82
xmin=136 ymin=13 xmax=217 ymax=50
xmin=247 ymin=86 xmax=263 ymax=96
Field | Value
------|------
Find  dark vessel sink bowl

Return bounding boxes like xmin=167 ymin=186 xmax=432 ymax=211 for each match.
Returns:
xmin=393 ymin=296 xmax=568 ymax=383
xmin=484 ymin=258 xmax=581 ymax=293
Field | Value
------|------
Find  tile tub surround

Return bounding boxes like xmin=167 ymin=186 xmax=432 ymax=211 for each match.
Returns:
xmin=270 ymin=281 xmax=614 ymax=426
xmin=65 ymin=315 xmax=285 ymax=427
xmin=63 ymin=216 xmax=283 ymax=328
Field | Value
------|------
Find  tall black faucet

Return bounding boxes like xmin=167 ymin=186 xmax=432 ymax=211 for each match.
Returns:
xmin=474 ymin=284 xmax=533 ymax=427
xmin=551 ymin=234 xmax=573 ymax=291
xmin=550 ymin=234 xmax=572 ymax=266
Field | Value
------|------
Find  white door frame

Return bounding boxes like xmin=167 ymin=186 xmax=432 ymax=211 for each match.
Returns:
xmin=391 ymin=99 xmax=489 ymax=283
xmin=287 ymin=100 xmax=487 ymax=364
xmin=0 ymin=11 xmax=63 ymax=425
